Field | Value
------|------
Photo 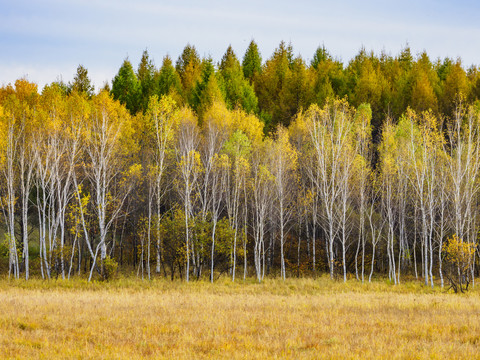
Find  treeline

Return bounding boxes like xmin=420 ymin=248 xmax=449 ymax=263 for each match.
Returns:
xmin=1 ymin=42 xmax=480 ymax=286
xmin=101 ymin=41 xmax=480 ymax=136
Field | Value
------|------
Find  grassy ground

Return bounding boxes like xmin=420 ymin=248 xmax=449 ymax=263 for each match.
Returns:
xmin=0 ymin=276 xmax=479 ymax=359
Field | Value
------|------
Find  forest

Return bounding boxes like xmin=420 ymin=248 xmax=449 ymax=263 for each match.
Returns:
xmin=1 ymin=40 xmax=480 ymax=289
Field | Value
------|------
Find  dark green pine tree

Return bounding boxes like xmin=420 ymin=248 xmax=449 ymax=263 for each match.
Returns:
xmin=242 ymin=40 xmax=262 ymax=82
xmin=219 ymin=45 xmax=258 ymax=113
xmin=310 ymin=46 xmax=335 ymax=106
xmin=111 ymin=58 xmax=141 ymax=114
xmin=137 ymin=49 xmax=156 ymax=112
xmin=191 ymin=57 xmax=225 ymax=119
xmin=156 ymin=55 xmax=183 ymax=102
xmin=311 ymin=45 xmax=331 ymax=70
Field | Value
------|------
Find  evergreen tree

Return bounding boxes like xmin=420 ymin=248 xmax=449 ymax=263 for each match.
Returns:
xmin=69 ymin=64 xmax=94 ymax=97
xmin=191 ymin=58 xmax=225 ymax=119
xmin=219 ymin=45 xmax=258 ymax=113
xmin=398 ymin=44 xmax=413 ymax=71
xmin=311 ymin=45 xmax=331 ymax=70
xmin=409 ymin=52 xmax=439 ymax=114
xmin=137 ymin=49 xmax=156 ymax=112
xmin=310 ymin=46 xmax=337 ymax=106
xmin=176 ymin=44 xmax=202 ymax=103
xmin=242 ymin=40 xmax=262 ymax=82
xmin=347 ymin=50 xmax=387 ymax=134
xmin=255 ymin=41 xmax=296 ymax=129
xmin=156 ymin=55 xmax=183 ymax=104
xmin=111 ymin=58 xmax=141 ymax=114
xmin=440 ymin=60 xmax=469 ymax=117
xmin=467 ymin=65 xmax=480 ymax=103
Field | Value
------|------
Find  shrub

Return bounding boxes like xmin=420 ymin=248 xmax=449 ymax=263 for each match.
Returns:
xmin=102 ymin=256 xmax=118 ymax=281
xmin=442 ymin=234 xmax=475 ymax=293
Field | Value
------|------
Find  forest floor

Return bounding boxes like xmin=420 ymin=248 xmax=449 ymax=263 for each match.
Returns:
xmin=0 ymin=276 xmax=479 ymax=359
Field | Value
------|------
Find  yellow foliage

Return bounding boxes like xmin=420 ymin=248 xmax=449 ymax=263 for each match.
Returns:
xmin=212 ymin=153 xmax=231 ymax=177
xmin=231 ymin=108 xmax=264 ymax=145
xmin=378 ymin=119 xmax=399 ymax=178
xmin=288 ymin=110 xmax=309 ymax=147
xmin=0 ymin=105 xmax=7 ymax=166
xmin=235 ymin=156 xmax=250 ymax=176
xmin=274 ymin=126 xmax=298 ymax=172
xmin=122 ymin=163 xmax=143 ymax=186
xmin=40 ymin=84 xmax=66 ymax=133
xmin=442 ymin=234 xmax=476 ymax=293
xmin=14 ymin=79 xmax=38 ymax=103
xmin=146 ymin=94 xmax=178 ymax=143
xmin=179 ymin=150 xmax=203 ymax=175
xmin=88 ymin=90 xmax=137 ymax=156
xmin=443 ymin=234 xmax=475 ymax=273
xmin=202 ymin=101 xmax=234 ymax=143
xmin=176 ymin=106 xmax=198 ymax=129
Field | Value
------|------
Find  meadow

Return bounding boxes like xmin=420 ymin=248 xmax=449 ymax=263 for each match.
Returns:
xmin=0 ymin=277 xmax=479 ymax=359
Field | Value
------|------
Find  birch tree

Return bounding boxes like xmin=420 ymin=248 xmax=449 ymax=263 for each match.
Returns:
xmin=305 ymin=100 xmax=355 ymax=278
xmin=146 ymin=95 xmax=178 ymax=275
xmin=250 ymin=140 xmax=274 ymax=281
xmin=378 ymin=118 xmax=400 ymax=284
xmin=445 ymin=101 xmax=480 ymax=284
xmin=223 ymin=130 xmax=251 ymax=281
xmin=199 ymin=103 xmax=232 ymax=280
xmin=0 ymin=103 xmax=19 ymax=278
xmin=269 ymin=126 xmax=298 ymax=280
xmin=403 ymin=109 xmax=443 ymax=287
xmin=15 ymin=80 xmax=38 ymax=279
xmin=175 ymin=107 xmax=201 ymax=282
xmin=209 ymin=153 xmax=228 ymax=282
xmin=353 ymin=104 xmax=372 ymax=282
xmin=84 ymin=91 xmax=139 ymax=280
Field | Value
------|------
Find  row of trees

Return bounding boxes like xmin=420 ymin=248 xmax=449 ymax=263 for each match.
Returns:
xmin=103 ymin=41 xmax=480 ymax=136
xmin=1 ymin=76 xmax=479 ymax=287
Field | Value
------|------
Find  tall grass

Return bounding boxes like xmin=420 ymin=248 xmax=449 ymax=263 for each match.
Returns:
xmin=0 ymin=277 xmax=479 ymax=359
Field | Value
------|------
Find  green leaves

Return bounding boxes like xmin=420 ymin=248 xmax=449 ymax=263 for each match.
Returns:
xmin=223 ymin=130 xmax=251 ymax=161
xmin=156 ymin=56 xmax=183 ymax=104
xmin=219 ymin=46 xmax=258 ymax=114
xmin=111 ymin=59 xmax=141 ymax=114
xmin=242 ymin=40 xmax=262 ymax=82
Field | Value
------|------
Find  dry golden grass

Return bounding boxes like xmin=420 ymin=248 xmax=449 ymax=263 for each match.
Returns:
xmin=0 ymin=276 xmax=479 ymax=359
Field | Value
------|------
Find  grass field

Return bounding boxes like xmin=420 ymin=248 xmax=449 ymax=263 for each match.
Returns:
xmin=0 ymin=277 xmax=479 ymax=359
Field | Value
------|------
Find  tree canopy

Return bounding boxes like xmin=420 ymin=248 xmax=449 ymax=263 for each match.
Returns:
xmin=2 ymin=42 xmax=480 ymax=286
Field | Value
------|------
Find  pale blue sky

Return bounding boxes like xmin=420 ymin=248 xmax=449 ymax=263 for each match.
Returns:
xmin=1 ymin=0 xmax=479 ymax=90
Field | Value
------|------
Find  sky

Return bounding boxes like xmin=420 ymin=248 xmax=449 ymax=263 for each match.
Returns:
xmin=1 ymin=0 xmax=480 ymax=90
